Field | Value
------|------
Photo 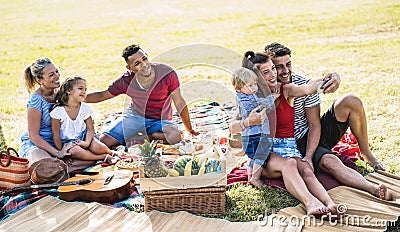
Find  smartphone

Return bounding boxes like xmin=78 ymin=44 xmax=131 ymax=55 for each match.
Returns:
xmin=317 ymin=79 xmax=331 ymax=93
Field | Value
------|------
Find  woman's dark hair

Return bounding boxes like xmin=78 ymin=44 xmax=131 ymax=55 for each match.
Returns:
xmin=242 ymin=50 xmax=273 ymax=70
xmin=55 ymin=76 xmax=86 ymax=107
xmin=242 ymin=51 xmax=272 ymax=67
xmin=241 ymin=50 xmax=273 ymax=97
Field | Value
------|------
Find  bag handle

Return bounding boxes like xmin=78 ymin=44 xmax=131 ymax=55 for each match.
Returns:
xmin=0 ymin=150 xmax=11 ymax=167
xmin=0 ymin=147 xmax=19 ymax=167
xmin=7 ymin=147 xmax=19 ymax=157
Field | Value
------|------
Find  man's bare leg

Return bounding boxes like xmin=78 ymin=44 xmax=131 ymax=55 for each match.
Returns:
xmin=99 ymin=134 xmax=121 ymax=148
xmin=161 ymin=125 xmax=182 ymax=145
xmin=334 ymin=94 xmax=385 ymax=170
xmin=319 ymin=153 xmax=392 ymax=200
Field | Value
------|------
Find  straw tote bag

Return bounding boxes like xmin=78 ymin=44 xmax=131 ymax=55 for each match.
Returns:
xmin=0 ymin=147 xmax=30 ymax=190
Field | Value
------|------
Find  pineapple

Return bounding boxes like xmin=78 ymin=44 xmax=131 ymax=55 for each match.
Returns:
xmin=138 ymin=140 xmax=168 ymax=178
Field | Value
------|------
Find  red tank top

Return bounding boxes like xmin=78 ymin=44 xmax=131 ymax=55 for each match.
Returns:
xmin=275 ymin=83 xmax=294 ymax=138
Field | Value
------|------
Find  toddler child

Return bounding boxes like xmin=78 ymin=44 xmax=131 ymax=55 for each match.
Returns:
xmin=232 ymin=67 xmax=279 ymax=186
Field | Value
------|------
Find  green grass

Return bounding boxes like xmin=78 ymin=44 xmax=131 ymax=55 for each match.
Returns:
xmin=1 ymin=0 xmax=399 ymax=228
xmin=223 ymin=184 xmax=300 ymax=222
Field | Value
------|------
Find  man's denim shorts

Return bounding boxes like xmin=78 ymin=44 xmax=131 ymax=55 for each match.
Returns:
xmin=103 ymin=108 xmax=174 ymax=145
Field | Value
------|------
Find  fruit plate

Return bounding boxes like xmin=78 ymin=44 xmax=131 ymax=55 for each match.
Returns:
xmin=160 ymin=142 xmax=212 ymax=156
xmin=114 ymin=156 xmax=140 ymax=173
xmin=138 ymin=159 xmax=226 ymax=192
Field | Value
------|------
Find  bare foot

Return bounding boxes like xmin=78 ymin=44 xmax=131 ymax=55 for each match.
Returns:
xmin=249 ymin=178 xmax=266 ymax=187
xmin=104 ymin=154 xmax=120 ymax=164
xmin=373 ymin=184 xmax=392 ymax=200
xmin=306 ymin=202 xmax=331 ymax=216
xmin=361 ymin=154 xmax=386 ymax=171
xmin=327 ymin=203 xmax=347 ymax=216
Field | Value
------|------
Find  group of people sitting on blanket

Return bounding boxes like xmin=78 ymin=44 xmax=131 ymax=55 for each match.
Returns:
xmin=20 ymin=42 xmax=392 ymax=218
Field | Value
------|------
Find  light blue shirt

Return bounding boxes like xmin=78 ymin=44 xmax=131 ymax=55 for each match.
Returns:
xmin=236 ymin=92 xmax=274 ymax=136
xmin=20 ymin=93 xmax=55 ymax=157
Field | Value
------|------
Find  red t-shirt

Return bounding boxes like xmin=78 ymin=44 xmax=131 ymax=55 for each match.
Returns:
xmin=275 ymin=83 xmax=295 ymax=138
xmin=107 ymin=63 xmax=179 ymax=120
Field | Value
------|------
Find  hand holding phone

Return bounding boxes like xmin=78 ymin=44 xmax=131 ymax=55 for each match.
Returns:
xmin=316 ymin=79 xmax=331 ymax=93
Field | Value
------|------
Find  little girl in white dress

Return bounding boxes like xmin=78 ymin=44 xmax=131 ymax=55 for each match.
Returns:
xmin=50 ymin=76 xmax=119 ymax=164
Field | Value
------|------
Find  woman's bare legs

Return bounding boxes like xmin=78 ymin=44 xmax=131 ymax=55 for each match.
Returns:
xmin=262 ymin=153 xmax=329 ymax=216
xmin=294 ymin=158 xmax=347 ymax=215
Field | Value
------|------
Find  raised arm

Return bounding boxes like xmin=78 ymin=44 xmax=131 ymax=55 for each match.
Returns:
xmin=171 ymin=88 xmax=198 ymax=135
xmin=285 ymin=77 xmax=324 ymax=98
xmin=85 ymin=90 xmax=115 ymax=103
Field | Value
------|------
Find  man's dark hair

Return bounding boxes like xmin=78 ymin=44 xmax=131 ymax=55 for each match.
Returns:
xmin=264 ymin=42 xmax=291 ymax=58
xmin=122 ymin=44 xmax=141 ymax=63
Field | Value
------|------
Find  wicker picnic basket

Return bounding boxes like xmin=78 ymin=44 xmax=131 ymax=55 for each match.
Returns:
xmin=144 ymin=186 xmax=226 ymax=215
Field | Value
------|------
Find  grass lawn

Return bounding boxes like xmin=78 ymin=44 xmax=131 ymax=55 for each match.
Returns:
xmin=1 ymin=0 xmax=399 ymax=229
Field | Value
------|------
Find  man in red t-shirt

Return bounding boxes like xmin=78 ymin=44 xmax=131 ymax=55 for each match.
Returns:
xmin=86 ymin=44 xmax=198 ymax=147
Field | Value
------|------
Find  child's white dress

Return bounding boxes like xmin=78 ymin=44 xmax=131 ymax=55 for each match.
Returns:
xmin=50 ymin=102 xmax=92 ymax=143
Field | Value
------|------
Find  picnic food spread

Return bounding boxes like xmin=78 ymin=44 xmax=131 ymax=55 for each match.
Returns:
xmin=134 ymin=138 xmax=227 ymax=178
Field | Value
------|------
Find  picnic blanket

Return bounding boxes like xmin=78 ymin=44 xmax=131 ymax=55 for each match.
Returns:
xmin=282 ymin=171 xmax=400 ymax=231
xmin=0 ymin=196 xmax=301 ymax=232
xmin=96 ymin=102 xmax=234 ymax=135
xmin=1 ymin=171 xmax=399 ymax=232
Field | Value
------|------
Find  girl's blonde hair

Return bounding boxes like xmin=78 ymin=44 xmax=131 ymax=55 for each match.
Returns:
xmin=22 ymin=57 xmax=53 ymax=93
xmin=55 ymin=76 xmax=86 ymax=106
xmin=231 ymin=67 xmax=258 ymax=91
